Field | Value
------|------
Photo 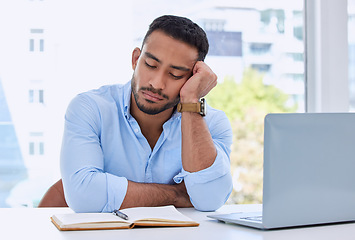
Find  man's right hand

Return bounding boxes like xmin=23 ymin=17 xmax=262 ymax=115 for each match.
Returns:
xmin=173 ymin=182 xmax=193 ymax=208
xmin=119 ymin=181 xmax=193 ymax=209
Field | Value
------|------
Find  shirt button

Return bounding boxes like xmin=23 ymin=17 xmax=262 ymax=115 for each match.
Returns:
xmin=134 ymin=128 xmax=139 ymax=133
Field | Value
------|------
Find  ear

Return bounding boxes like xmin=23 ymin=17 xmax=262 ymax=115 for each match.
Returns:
xmin=132 ymin=47 xmax=141 ymax=70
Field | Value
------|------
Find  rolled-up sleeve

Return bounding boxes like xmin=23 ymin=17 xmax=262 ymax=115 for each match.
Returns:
xmin=173 ymin=110 xmax=233 ymax=211
xmin=60 ymin=94 xmax=128 ymax=213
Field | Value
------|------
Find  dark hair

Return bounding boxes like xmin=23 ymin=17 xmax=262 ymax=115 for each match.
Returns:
xmin=142 ymin=15 xmax=209 ymax=61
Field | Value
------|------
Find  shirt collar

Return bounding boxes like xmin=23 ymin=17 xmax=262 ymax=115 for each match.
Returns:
xmin=123 ymin=81 xmax=132 ymax=119
xmin=169 ymin=107 xmax=181 ymax=121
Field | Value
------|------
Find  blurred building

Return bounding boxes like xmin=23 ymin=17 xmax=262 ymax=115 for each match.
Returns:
xmin=187 ymin=1 xmax=305 ymax=111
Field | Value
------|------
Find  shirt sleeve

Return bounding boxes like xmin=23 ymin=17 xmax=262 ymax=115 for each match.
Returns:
xmin=173 ymin=109 xmax=233 ymax=211
xmin=60 ymin=94 xmax=128 ymax=213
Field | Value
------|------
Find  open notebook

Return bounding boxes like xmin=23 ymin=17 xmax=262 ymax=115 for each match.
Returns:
xmin=51 ymin=205 xmax=199 ymax=231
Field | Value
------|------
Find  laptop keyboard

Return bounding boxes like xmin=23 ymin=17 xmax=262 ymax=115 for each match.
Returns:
xmin=241 ymin=216 xmax=263 ymax=222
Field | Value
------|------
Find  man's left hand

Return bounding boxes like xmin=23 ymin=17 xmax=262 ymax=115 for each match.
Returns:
xmin=179 ymin=61 xmax=217 ymax=103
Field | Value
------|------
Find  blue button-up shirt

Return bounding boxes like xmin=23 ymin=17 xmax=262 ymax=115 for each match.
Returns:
xmin=60 ymin=81 xmax=233 ymax=212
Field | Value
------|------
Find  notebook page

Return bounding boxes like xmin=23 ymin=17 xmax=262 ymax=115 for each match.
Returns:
xmin=121 ymin=205 xmax=195 ymax=222
xmin=53 ymin=213 xmax=129 ymax=225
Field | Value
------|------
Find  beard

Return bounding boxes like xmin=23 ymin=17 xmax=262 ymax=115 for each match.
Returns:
xmin=131 ymin=76 xmax=180 ymax=115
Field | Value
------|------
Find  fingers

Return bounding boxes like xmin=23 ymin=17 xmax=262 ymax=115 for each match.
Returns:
xmin=193 ymin=61 xmax=217 ymax=97
xmin=193 ymin=61 xmax=217 ymax=81
xmin=180 ymin=61 xmax=217 ymax=101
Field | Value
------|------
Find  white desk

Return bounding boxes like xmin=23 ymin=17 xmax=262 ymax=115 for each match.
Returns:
xmin=1 ymin=204 xmax=355 ymax=240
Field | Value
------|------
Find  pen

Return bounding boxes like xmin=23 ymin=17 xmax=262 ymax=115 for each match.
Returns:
xmin=113 ymin=209 xmax=129 ymax=220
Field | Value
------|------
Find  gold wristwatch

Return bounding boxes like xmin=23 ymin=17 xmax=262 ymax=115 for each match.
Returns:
xmin=177 ymin=98 xmax=206 ymax=117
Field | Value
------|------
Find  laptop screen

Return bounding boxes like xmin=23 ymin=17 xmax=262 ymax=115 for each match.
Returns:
xmin=262 ymin=113 xmax=355 ymax=228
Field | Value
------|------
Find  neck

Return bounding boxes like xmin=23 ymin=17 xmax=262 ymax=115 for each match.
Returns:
xmin=130 ymin=93 xmax=174 ymax=149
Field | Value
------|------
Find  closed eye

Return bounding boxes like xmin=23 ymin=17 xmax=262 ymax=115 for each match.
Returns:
xmin=170 ymin=73 xmax=184 ymax=80
xmin=145 ymin=62 xmax=157 ymax=69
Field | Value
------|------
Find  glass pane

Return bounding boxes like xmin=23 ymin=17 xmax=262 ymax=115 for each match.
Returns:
xmin=349 ymin=0 xmax=355 ymax=110
xmin=39 ymin=90 xmax=44 ymax=103
xmin=0 ymin=0 xmax=304 ymax=207
xmin=39 ymin=142 xmax=44 ymax=155
xmin=28 ymin=90 xmax=34 ymax=103
xmin=39 ymin=39 xmax=44 ymax=52
xmin=29 ymin=142 xmax=34 ymax=155
xmin=29 ymin=39 xmax=34 ymax=52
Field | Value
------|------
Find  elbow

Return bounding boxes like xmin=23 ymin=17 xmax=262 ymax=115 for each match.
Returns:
xmin=192 ymin=199 xmax=227 ymax=212
xmin=188 ymin=174 xmax=233 ymax=212
xmin=62 ymin=170 xmax=128 ymax=213
xmin=62 ymin=172 xmax=107 ymax=213
xmin=66 ymin=198 xmax=92 ymax=213
xmin=64 ymin=186 xmax=104 ymax=213
xmin=67 ymin=199 xmax=89 ymax=213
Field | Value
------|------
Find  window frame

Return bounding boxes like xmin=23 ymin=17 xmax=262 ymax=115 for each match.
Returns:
xmin=305 ymin=0 xmax=349 ymax=112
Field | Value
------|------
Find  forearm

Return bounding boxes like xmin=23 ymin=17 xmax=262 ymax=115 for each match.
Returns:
xmin=179 ymin=61 xmax=218 ymax=172
xmin=181 ymin=112 xmax=217 ymax=172
xmin=120 ymin=181 xmax=193 ymax=209
xmin=177 ymin=110 xmax=234 ymax=211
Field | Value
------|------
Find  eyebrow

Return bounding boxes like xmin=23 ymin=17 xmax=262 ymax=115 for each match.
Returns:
xmin=144 ymin=52 xmax=191 ymax=72
xmin=145 ymin=52 xmax=161 ymax=63
xmin=170 ymin=65 xmax=191 ymax=72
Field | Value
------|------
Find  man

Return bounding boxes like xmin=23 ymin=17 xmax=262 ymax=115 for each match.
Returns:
xmin=61 ymin=15 xmax=233 ymax=213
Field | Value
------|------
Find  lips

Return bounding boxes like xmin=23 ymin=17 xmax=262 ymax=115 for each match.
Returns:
xmin=142 ymin=90 xmax=164 ymax=102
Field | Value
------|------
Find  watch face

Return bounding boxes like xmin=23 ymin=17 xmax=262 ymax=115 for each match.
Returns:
xmin=200 ymin=98 xmax=206 ymax=117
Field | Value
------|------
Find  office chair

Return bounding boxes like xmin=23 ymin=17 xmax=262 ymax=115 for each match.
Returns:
xmin=38 ymin=179 xmax=68 ymax=207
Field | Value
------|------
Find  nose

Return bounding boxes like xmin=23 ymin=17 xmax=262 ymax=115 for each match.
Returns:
xmin=149 ymin=70 xmax=166 ymax=90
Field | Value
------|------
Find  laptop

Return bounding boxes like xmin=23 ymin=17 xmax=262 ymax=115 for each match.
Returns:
xmin=208 ymin=113 xmax=355 ymax=229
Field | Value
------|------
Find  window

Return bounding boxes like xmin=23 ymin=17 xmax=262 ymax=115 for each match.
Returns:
xmin=29 ymin=142 xmax=35 ymax=155
xmin=29 ymin=89 xmax=44 ymax=104
xmin=39 ymin=142 xmax=44 ymax=155
xmin=202 ymin=19 xmax=226 ymax=31
xmin=249 ymin=43 xmax=272 ymax=55
xmin=0 ymin=0 xmax=312 ymax=207
xmin=29 ymin=29 xmax=44 ymax=52
xmin=29 ymin=80 xmax=44 ymax=104
xmin=29 ymin=89 xmax=34 ymax=103
xmin=206 ymin=31 xmax=242 ymax=57
xmin=251 ymin=64 xmax=271 ymax=72
xmin=29 ymin=39 xmax=35 ymax=52
xmin=39 ymin=39 xmax=44 ymax=52
xmin=29 ymin=132 xmax=44 ymax=156
xmin=28 ymin=142 xmax=44 ymax=155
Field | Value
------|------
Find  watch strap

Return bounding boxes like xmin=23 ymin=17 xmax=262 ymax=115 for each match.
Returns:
xmin=177 ymin=98 xmax=206 ymax=116
xmin=177 ymin=102 xmax=201 ymax=113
